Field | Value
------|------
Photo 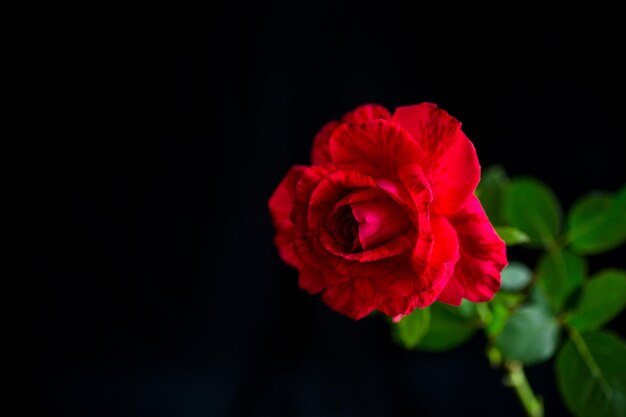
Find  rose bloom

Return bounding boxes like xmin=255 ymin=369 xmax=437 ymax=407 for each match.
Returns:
xmin=269 ymin=103 xmax=507 ymax=319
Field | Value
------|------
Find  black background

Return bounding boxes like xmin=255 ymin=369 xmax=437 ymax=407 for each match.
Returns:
xmin=32 ymin=4 xmax=625 ymax=417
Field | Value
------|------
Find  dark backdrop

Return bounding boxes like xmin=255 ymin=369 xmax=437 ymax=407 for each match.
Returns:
xmin=32 ymin=4 xmax=625 ymax=417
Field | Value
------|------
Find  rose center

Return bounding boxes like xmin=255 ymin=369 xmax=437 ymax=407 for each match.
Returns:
xmin=330 ymin=197 xmax=412 ymax=253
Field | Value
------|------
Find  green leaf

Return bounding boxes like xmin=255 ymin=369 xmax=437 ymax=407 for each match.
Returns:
xmin=537 ymin=249 xmax=587 ymax=312
xmin=392 ymin=308 xmax=430 ymax=349
xmin=416 ymin=303 xmax=476 ymax=351
xmin=493 ymin=292 xmax=524 ymax=309
xmin=458 ymin=299 xmax=479 ymax=320
xmin=529 ymin=284 xmax=551 ymax=310
xmin=477 ymin=165 xmax=509 ymax=225
xmin=503 ymin=178 xmax=562 ymax=248
xmin=501 ymin=261 xmax=533 ymax=292
xmin=556 ymin=331 xmax=626 ymax=417
xmin=495 ymin=304 xmax=560 ymax=365
xmin=567 ymin=269 xmax=626 ymax=331
xmin=495 ymin=226 xmax=530 ymax=246
xmin=567 ymin=188 xmax=626 ymax=255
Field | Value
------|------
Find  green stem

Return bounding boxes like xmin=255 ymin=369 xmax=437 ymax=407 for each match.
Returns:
xmin=504 ymin=361 xmax=544 ymax=417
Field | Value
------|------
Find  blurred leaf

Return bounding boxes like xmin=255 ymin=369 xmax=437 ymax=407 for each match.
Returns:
xmin=567 ymin=189 xmax=626 ymax=255
xmin=477 ymin=165 xmax=509 ymax=225
xmin=417 ymin=303 xmax=476 ymax=351
xmin=458 ymin=299 xmax=479 ymax=320
xmin=537 ymin=249 xmax=587 ymax=312
xmin=567 ymin=269 xmax=626 ymax=331
xmin=529 ymin=285 xmax=551 ymax=310
xmin=493 ymin=292 xmax=525 ymax=309
xmin=503 ymin=178 xmax=562 ymax=248
xmin=556 ymin=331 xmax=626 ymax=417
xmin=485 ymin=302 xmax=509 ymax=337
xmin=501 ymin=261 xmax=533 ymax=292
xmin=392 ymin=308 xmax=430 ymax=349
xmin=495 ymin=226 xmax=530 ymax=246
xmin=496 ymin=304 xmax=559 ymax=365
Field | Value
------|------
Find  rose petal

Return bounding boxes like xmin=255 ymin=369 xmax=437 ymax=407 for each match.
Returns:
xmin=298 ymin=267 xmax=326 ymax=294
xmin=311 ymin=121 xmax=341 ymax=165
xmin=342 ymin=103 xmax=391 ymax=124
xmin=320 ymin=224 xmax=414 ymax=262
xmin=268 ymin=165 xmax=307 ymax=268
xmin=328 ymin=119 xmax=422 ymax=179
xmin=291 ymin=166 xmax=382 ymax=281
xmin=299 ymin=168 xmax=415 ymax=276
xmin=351 ymin=199 xmax=412 ymax=250
xmin=307 ymin=169 xmax=377 ymax=238
xmin=370 ymin=262 xmax=451 ymax=316
xmin=438 ymin=195 xmax=507 ymax=305
xmin=291 ymin=165 xmax=336 ymax=231
xmin=368 ymin=216 xmax=458 ymax=316
xmin=310 ymin=104 xmax=390 ymax=166
xmin=390 ymin=103 xmax=480 ymax=215
xmin=322 ymin=278 xmax=375 ymax=320
xmin=429 ymin=216 xmax=460 ymax=265
xmin=291 ymin=165 xmax=337 ymax=269
xmin=319 ymin=188 xmax=416 ymax=262
xmin=397 ymin=164 xmax=434 ymax=264
xmin=436 ymin=277 xmax=464 ymax=306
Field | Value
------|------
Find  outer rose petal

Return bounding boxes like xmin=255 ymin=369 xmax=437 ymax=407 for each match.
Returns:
xmin=322 ymin=277 xmax=375 ymax=320
xmin=429 ymin=216 xmax=460 ymax=265
xmin=298 ymin=267 xmax=326 ymax=294
xmin=329 ymin=119 xmax=422 ymax=178
xmin=311 ymin=121 xmax=341 ymax=165
xmin=438 ymin=195 xmax=507 ymax=305
xmin=310 ymin=104 xmax=390 ymax=166
xmin=372 ymin=262 xmax=450 ymax=317
xmin=341 ymin=103 xmax=390 ymax=124
xmin=390 ymin=103 xmax=480 ymax=215
xmin=268 ymin=165 xmax=307 ymax=268
xmin=291 ymin=165 xmax=337 ymax=270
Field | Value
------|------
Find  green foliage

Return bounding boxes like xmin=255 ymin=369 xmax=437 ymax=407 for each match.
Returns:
xmin=501 ymin=261 xmax=532 ymax=292
xmin=495 ymin=304 xmax=560 ymax=365
xmin=537 ymin=249 xmax=586 ymax=312
xmin=555 ymin=331 xmax=626 ymax=417
xmin=567 ymin=189 xmax=626 ymax=254
xmin=529 ymin=285 xmax=550 ymax=310
xmin=503 ymin=178 xmax=562 ymax=248
xmin=392 ymin=308 xmax=430 ymax=349
xmin=492 ymin=292 xmax=524 ymax=309
xmin=416 ymin=303 xmax=476 ymax=351
xmin=477 ymin=165 xmax=508 ymax=225
xmin=567 ymin=269 xmax=626 ymax=331
xmin=388 ymin=171 xmax=626 ymax=417
xmin=458 ymin=299 xmax=479 ymax=320
xmin=495 ymin=226 xmax=530 ymax=246
xmin=485 ymin=302 xmax=509 ymax=337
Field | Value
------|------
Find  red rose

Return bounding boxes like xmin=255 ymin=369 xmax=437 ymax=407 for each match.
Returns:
xmin=269 ymin=103 xmax=507 ymax=319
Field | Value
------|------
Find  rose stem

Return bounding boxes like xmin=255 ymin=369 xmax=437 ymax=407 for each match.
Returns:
xmin=504 ymin=361 xmax=544 ymax=417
